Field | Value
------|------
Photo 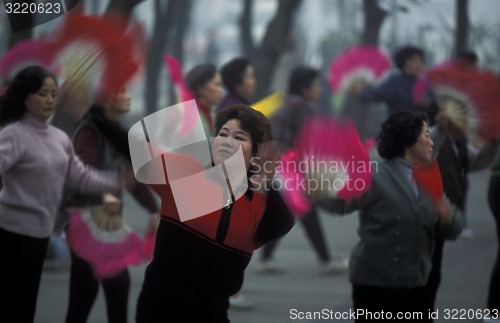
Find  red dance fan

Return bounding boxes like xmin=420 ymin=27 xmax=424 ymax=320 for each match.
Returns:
xmin=276 ymin=117 xmax=373 ymax=218
xmin=48 ymin=14 xmax=144 ymax=100
xmin=0 ymin=39 xmax=56 ymax=83
xmin=425 ymin=65 xmax=500 ymax=141
xmin=66 ymin=207 xmax=155 ymax=279
xmin=413 ymin=159 xmax=443 ymax=205
xmin=163 ymin=55 xmax=198 ymax=137
xmin=329 ymin=45 xmax=391 ymax=94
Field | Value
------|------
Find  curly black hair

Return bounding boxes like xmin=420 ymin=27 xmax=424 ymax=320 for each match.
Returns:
xmin=215 ymin=104 xmax=271 ymax=156
xmin=376 ymin=111 xmax=427 ymax=160
xmin=393 ymin=45 xmax=424 ymax=71
xmin=0 ymin=66 xmax=57 ymax=126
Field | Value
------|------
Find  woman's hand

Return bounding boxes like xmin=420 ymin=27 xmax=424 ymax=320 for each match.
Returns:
xmin=249 ymin=141 xmax=285 ymax=192
xmin=147 ymin=212 xmax=161 ymax=233
xmin=102 ymin=193 xmax=121 ymax=214
xmin=435 ymin=197 xmax=453 ymax=225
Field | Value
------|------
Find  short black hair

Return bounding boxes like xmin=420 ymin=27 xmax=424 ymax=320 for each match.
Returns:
xmin=215 ymin=104 xmax=271 ymax=156
xmin=220 ymin=57 xmax=251 ymax=94
xmin=184 ymin=64 xmax=217 ymax=98
xmin=287 ymin=66 xmax=319 ymax=96
xmin=393 ymin=46 xmax=424 ymax=71
xmin=0 ymin=65 xmax=57 ymax=126
xmin=376 ymin=111 xmax=427 ymax=160
xmin=456 ymin=50 xmax=478 ymax=65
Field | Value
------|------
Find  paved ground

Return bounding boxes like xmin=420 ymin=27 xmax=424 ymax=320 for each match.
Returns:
xmin=35 ymin=171 xmax=497 ymax=322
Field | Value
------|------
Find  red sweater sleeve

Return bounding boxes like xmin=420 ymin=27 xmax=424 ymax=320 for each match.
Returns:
xmin=73 ymin=125 xmax=99 ymax=167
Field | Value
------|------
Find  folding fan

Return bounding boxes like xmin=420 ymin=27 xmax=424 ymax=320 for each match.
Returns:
xmin=251 ymin=91 xmax=285 ymax=118
xmin=163 ymin=55 xmax=198 ymax=137
xmin=0 ymin=39 xmax=56 ymax=84
xmin=424 ymin=64 xmax=500 ymax=141
xmin=329 ymin=45 xmax=391 ymax=94
xmin=276 ymin=117 xmax=373 ymax=218
xmin=413 ymin=159 xmax=443 ymax=205
xmin=48 ymin=14 xmax=144 ymax=101
xmin=66 ymin=207 xmax=155 ymax=279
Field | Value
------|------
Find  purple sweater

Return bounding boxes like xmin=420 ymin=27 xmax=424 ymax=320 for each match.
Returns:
xmin=0 ymin=113 xmax=119 ymax=238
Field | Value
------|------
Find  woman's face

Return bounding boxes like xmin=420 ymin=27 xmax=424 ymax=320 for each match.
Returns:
xmin=212 ymin=119 xmax=253 ymax=170
xmin=109 ymin=89 xmax=131 ymax=114
xmin=235 ymin=65 xmax=256 ymax=99
xmin=406 ymin=121 xmax=434 ymax=163
xmin=24 ymin=77 xmax=57 ymax=121
xmin=404 ymin=55 xmax=424 ymax=76
xmin=198 ymin=73 xmax=223 ymax=107
xmin=302 ymin=78 xmax=320 ymax=101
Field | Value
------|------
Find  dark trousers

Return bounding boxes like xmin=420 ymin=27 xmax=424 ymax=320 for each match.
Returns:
xmin=488 ymin=175 xmax=500 ymax=311
xmin=352 ymin=284 xmax=432 ymax=322
xmin=261 ymin=205 xmax=330 ymax=262
xmin=65 ymin=251 xmax=130 ymax=323
xmin=0 ymin=227 xmax=49 ymax=323
xmin=421 ymin=236 xmax=445 ymax=312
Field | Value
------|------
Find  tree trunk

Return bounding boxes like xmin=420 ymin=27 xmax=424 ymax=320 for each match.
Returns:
xmin=105 ymin=0 xmax=145 ymax=20
xmin=361 ymin=0 xmax=387 ymax=46
xmin=166 ymin=0 xmax=193 ymax=106
xmin=144 ymin=0 xmax=179 ymax=116
xmin=254 ymin=0 xmax=302 ymax=101
xmin=239 ymin=0 xmax=255 ymax=58
xmin=454 ymin=0 xmax=469 ymax=54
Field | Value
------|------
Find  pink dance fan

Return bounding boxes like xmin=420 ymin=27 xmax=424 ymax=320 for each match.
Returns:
xmin=329 ymin=45 xmax=391 ymax=94
xmin=425 ymin=65 xmax=500 ymax=141
xmin=0 ymin=40 xmax=56 ymax=84
xmin=163 ymin=55 xmax=197 ymax=137
xmin=66 ymin=207 xmax=155 ymax=279
xmin=277 ymin=117 xmax=373 ymax=218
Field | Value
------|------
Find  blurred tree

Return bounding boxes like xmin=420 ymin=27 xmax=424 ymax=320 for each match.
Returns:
xmin=166 ymin=0 xmax=193 ymax=106
xmin=253 ymin=0 xmax=303 ymax=100
xmin=361 ymin=0 xmax=387 ymax=46
xmin=454 ymin=0 xmax=469 ymax=54
xmin=144 ymin=0 xmax=180 ymax=116
xmin=239 ymin=0 xmax=255 ymax=59
xmin=105 ymin=0 xmax=144 ymax=20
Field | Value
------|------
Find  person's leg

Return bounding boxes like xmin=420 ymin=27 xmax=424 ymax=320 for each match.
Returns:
xmin=352 ymin=284 xmax=431 ymax=322
xmin=299 ymin=206 xmax=330 ymax=262
xmin=102 ymin=268 xmax=130 ymax=323
xmin=422 ymin=236 xmax=445 ymax=313
xmin=488 ymin=176 xmax=500 ymax=311
xmin=65 ymin=252 xmax=99 ymax=323
xmin=0 ymin=228 xmax=48 ymax=323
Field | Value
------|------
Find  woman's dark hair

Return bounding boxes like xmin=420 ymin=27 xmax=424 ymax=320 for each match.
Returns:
xmin=376 ymin=111 xmax=427 ymax=160
xmin=456 ymin=50 xmax=478 ymax=65
xmin=0 ymin=65 xmax=57 ymax=126
xmin=220 ymin=57 xmax=251 ymax=94
xmin=215 ymin=104 xmax=272 ymax=156
xmin=82 ymin=104 xmax=131 ymax=162
xmin=184 ymin=64 xmax=217 ymax=98
xmin=288 ymin=66 xmax=319 ymax=97
xmin=393 ymin=46 xmax=424 ymax=71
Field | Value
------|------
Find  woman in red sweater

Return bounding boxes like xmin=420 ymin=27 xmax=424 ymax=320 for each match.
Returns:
xmin=135 ymin=104 xmax=294 ymax=322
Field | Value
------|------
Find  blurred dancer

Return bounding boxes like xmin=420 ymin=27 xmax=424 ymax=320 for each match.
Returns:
xmin=217 ymin=57 xmax=256 ymax=113
xmin=0 ymin=66 xmax=121 ymax=323
xmin=358 ymin=45 xmax=426 ymax=116
xmin=258 ymin=66 xmax=349 ymax=275
xmin=318 ymin=111 xmax=464 ymax=322
xmin=185 ymin=63 xmax=223 ymax=136
xmin=64 ymin=89 xmax=160 ymax=323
